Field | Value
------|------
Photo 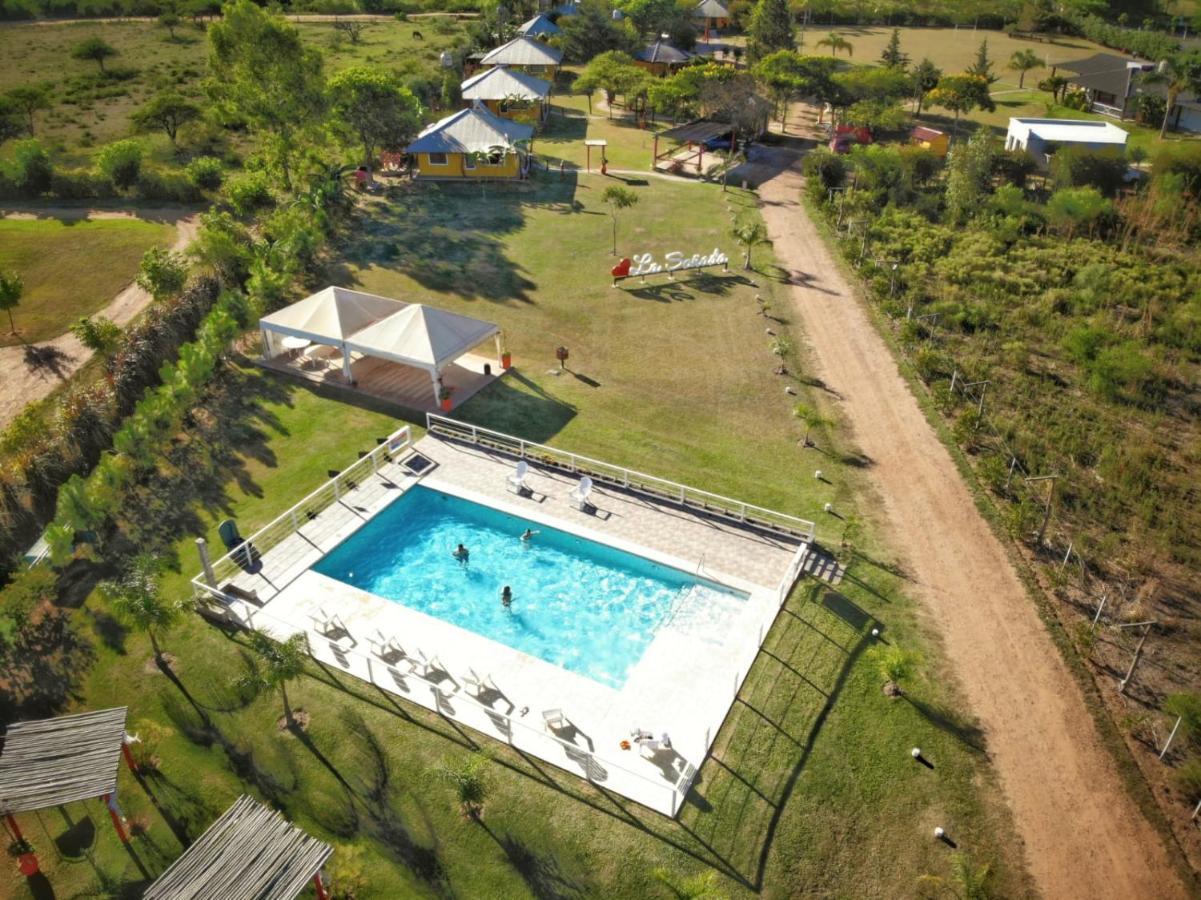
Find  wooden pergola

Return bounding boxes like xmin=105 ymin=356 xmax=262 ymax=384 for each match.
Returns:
xmin=651 ymin=119 xmax=733 ymax=175
xmin=144 ymin=795 xmax=334 ymax=900
xmin=0 ymin=707 xmax=136 ymax=872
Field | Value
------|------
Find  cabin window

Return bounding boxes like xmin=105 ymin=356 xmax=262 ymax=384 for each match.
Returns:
xmin=428 ymin=152 xmax=448 ymax=166
xmin=487 ymin=150 xmax=505 ymax=166
xmin=464 ymin=156 xmax=476 ymax=170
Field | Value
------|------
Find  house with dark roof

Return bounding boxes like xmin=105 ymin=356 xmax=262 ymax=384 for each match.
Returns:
xmin=634 ymin=40 xmax=694 ymax=77
xmin=1053 ymin=52 xmax=1200 ymax=132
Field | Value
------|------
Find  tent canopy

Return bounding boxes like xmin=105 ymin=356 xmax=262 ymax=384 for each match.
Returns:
xmin=344 ymin=304 xmax=500 ymax=373
xmin=259 ymin=287 xmax=405 ymax=346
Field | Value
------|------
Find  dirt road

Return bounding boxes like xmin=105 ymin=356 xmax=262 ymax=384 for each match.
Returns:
xmin=752 ymin=148 xmax=1189 ymax=899
xmin=0 ymin=208 xmax=199 ymax=430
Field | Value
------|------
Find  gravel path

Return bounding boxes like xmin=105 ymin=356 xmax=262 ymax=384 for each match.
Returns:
xmin=750 ymin=145 xmax=1189 ymax=900
xmin=0 ymin=207 xmax=199 ymax=430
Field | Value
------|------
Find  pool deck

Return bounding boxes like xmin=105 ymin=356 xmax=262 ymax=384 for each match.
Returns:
xmin=205 ymin=433 xmax=805 ymax=816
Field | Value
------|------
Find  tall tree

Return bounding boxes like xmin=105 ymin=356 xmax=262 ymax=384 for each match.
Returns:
xmin=243 ymin=631 xmax=309 ymax=729
xmin=99 ymin=556 xmax=188 ymax=663
xmin=71 ymin=36 xmax=118 ymax=74
xmin=754 ymin=50 xmax=835 ymax=130
xmin=328 ymin=67 xmax=422 ymax=168
xmin=927 ymin=73 xmax=994 ymax=135
xmin=557 ymin=0 xmax=630 ymax=64
xmin=911 ymin=57 xmax=941 ymax=115
xmin=880 ymin=28 xmax=907 ymax=69
xmin=0 ymin=270 xmax=21 ymax=335
xmin=966 ymin=37 xmax=997 ymax=86
xmin=574 ymin=51 xmax=640 ymax=118
xmin=3 ymin=84 xmax=52 ymax=136
xmin=206 ymin=0 xmax=326 ymax=191
xmin=816 ymin=32 xmax=853 ymax=57
xmin=1008 ymin=49 xmax=1041 ymax=89
xmin=131 ymin=92 xmax=201 ymax=146
xmin=1145 ymin=50 xmax=1201 ymax=138
xmin=732 ymin=219 xmax=769 ymax=270
xmin=602 ymin=185 xmax=638 ymax=255
xmin=747 ymin=0 xmax=795 ymax=64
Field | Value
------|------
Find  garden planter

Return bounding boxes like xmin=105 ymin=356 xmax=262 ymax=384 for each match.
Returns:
xmin=440 ymin=397 xmax=453 ymax=412
xmin=501 ymin=352 xmax=511 ymax=369
xmin=18 ymin=853 xmax=38 ymax=876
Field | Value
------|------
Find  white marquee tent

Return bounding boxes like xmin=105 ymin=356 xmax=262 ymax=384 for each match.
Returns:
xmin=259 ymin=287 xmax=502 ymax=402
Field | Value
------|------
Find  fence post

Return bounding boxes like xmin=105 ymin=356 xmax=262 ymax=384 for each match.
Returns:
xmin=333 ymin=478 xmax=341 ymax=502
xmin=290 ymin=509 xmax=299 ymax=532
xmin=1160 ymin=715 xmax=1182 ymax=760
xmin=196 ymin=537 xmax=217 ymax=588
xmin=949 ymin=370 xmax=958 ymax=394
xmin=1090 ymin=593 xmax=1107 ymax=634
xmin=1061 ymin=542 xmax=1072 ymax=569
xmin=1118 ymin=625 xmax=1150 ymax=694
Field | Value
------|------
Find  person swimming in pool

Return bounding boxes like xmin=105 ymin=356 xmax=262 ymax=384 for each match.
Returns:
xmin=520 ymin=528 xmax=539 ymax=543
xmin=453 ymin=543 xmax=470 ymax=566
xmin=500 ymin=585 xmax=513 ymax=609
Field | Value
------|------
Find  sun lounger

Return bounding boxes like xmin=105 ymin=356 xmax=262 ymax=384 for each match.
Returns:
xmin=219 ymin=583 xmax=262 ymax=606
xmin=569 ymin=475 xmax=593 ymax=511
xmin=368 ymin=630 xmax=407 ymax=664
xmin=412 ymin=649 xmax=445 ymax=677
xmin=506 ymin=460 xmax=530 ymax=495
xmin=463 ymin=668 xmax=499 ymax=698
xmin=309 ymin=607 xmax=354 ymax=644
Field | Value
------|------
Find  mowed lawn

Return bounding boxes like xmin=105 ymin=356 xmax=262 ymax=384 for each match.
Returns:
xmin=0 ymin=216 xmax=175 ymax=345
xmin=1 ymin=178 xmax=1030 ymax=897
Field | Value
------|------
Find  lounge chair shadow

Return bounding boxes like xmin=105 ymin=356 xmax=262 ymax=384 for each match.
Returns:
xmin=386 ymin=666 xmax=412 ymax=693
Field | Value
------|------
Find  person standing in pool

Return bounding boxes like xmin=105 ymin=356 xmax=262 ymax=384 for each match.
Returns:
xmin=520 ymin=528 xmax=539 ymax=543
xmin=453 ymin=543 xmax=470 ymax=566
xmin=500 ymin=585 xmax=513 ymax=610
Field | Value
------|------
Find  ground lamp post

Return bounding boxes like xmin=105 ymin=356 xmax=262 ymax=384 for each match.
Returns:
xmin=556 ymin=346 xmax=569 ymax=372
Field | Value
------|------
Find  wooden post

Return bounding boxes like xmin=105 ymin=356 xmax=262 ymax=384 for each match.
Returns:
xmin=5 ymin=813 xmax=25 ymax=843
xmin=104 ymin=793 xmax=128 ymax=843
xmin=313 ymin=873 xmax=330 ymax=900
xmin=121 ymin=741 xmax=138 ymax=773
xmin=651 ymin=134 xmax=658 ymax=171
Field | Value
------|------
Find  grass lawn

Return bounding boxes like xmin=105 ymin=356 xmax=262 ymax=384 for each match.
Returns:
xmin=539 ymin=92 xmax=669 ymax=172
xmin=0 ymin=174 xmax=1031 ymax=897
xmin=0 ymin=216 xmax=175 ymax=345
xmin=0 ymin=17 xmax=466 ymax=164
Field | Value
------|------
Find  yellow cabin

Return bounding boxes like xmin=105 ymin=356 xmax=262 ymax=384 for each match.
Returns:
xmin=692 ymin=0 xmax=731 ymax=31
xmin=910 ymin=126 xmax=950 ymax=157
xmin=460 ymin=66 xmax=551 ymax=125
xmin=407 ymin=106 xmax=534 ymax=180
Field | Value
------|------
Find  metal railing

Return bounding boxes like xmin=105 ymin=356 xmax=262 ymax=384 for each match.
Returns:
xmin=205 ymin=603 xmax=693 ymax=817
xmin=777 ymin=543 xmax=809 ymax=608
xmin=425 ymin=414 xmax=817 ymax=543
xmin=192 ymin=425 xmax=414 ymax=596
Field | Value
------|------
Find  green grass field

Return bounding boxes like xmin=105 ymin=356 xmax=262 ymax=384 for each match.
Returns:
xmin=0 ymin=17 xmax=466 ymax=165
xmin=1 ymin=176 xmax=1030 ymax=898
xmin=0 ymin=216 xmax=175 ymax=345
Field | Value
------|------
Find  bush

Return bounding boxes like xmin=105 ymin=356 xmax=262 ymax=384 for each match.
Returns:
xmin=4 ymin=139 xmax=52 ymax=196
xmin=50 ymin=167 xmax=112 ymax=200
xmin=1134 ymin=93 xmax=1166 ymax=127
xmin=95 ymin=139 xmax=143 ymax=191
xmin=1174 ymin=757 xmax=1201 ymax=803
xmin=802 ymin=149 xmax=848 ymax=196
xmin=1051 ymin=146 xmax=1127 ymax=196
xmin=992 ymin=149 xmax=1037 ymax=188
xmin=135 ymin=167 xmax=201 ymax=203
xmin=136 ymin=247 xmax=189 ymax=302
xmin=1045 ymin=186 xmax=1113 ymax=237
xmin=1087 ymin=342 xmax=1154 ymax=401
xmin=1151 ymin=143 xmax=1201 ymax=197
xmin=224 ymin=170 xmax=273 ymax=217
xmin=185 ymin=156 xmax=224 ymax=190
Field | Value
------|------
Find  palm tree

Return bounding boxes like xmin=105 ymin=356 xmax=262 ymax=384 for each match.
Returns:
xmin=1007 ymin=49 xmax=1041 ymax=89
xmin=731 ymin=220 xmax=770 ymax=270
xmin=602 ymin=185 xmax=639 ymax=255
xmin=99 ymin=555 xmax=188 ymax=663
xmin=793 ymin=402 xmax=832 ymax=447
xmin=243 ymin=631 xmax=308 ymax=729
xmin=1144 ymin=52 xmax=1201 ymax=139
xmin=0 ymin=270 xmax=21 ymax=335
xmin=816 ymin=33 xmax=853 ymax=58
xmin=437 ymin=752 xmax=491 ymax=819
xmin=917 ymin=852 xmax=994 ymax=899
xmin=866 ymin=644 xmax=920 ymax=698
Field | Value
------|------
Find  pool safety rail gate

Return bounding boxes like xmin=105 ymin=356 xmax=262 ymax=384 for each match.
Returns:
xmin=192 ymin=425 xmax=415 ymax=600
xmin=424 ymin=414 xmax=817 ymax=544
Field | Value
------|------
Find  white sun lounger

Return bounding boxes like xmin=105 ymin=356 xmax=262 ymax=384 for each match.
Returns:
xmin=463 ymin=667 xmax=499 ymax=698
xmin=412 ymin=649 xmax=446 ymax=677
xmin=310 ymin=607 xmax=353 ymax=644
xmin=569 ymin=475 xmax=593 ymax=510
xmin=368 ymin=629 xmax=406 ymax=663
xmin=542 ymin=708 xmax=570 ymax=731
xmin=506 ymin=460 xmax=530 ymax=494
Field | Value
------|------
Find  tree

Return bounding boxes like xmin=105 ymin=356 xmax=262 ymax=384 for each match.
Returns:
xmin=866 ymin=644 xmax=919 ymax=697
xmin=158 ymin=9 xmax=181 ymax=39
xmin=966 ymin=37 xmax=997 ymax=86
xmin=1037 ymin=74 xmax=1070 ymax=103
xmin=753 ymin=50 xmax=835 ymax=131
xmin=575 ymin=51 xmax=640 ymax=118
xmin=328 ymin=67 xmax=422 ymax=168
xmin=557 ymin=0 xmax=630 ymax=64
xmin=243 ymin=630 xmax=308 ymax=729
xmin=944 ymin=129 xmax=995 ymax=225
xmin=3 ymin=84 xmax=52 ymax=136
xmin=71 ymin=36 xmax=118 ymax=74
xmin=746 ymin=0 xmax=795 ymax=64
xmin=95 ymin=139 xmax=143 ymax=190
xmin=927 ymin=73 xmax=994 ymax=135
xmin=731 ymin=219 xmax=769 ymax=270
xmin=1008 ymin=49 xmax=1041 ymax=89
xmin=816 ymin=32 xmax=853 ymax=57
xmin=880 ymin=28 xmax=907 ymax=69
xmin=99 ymin=556 xmax=187 ymax=663
xmin=602 ymin=185 xmax=638 ymax=255
xmin=131 ymin=92 xmax=201 ymax=146
xmin=206 ymin=0 xmax=327 ymax=192
xmin=793 ymin=401 xmax=832 ymax=446
xmin=0 ymin=270 xmax=21 ymax=334
xmin=1144 ymin=50 xmax=1201 ymax=138
xmin=436 ymin=752 xmax=491 ymax=819
xmin=911 ymin=57 xmax=941 ymax=115
xmin=624 ymin=0 xmax=695 ymax=49
xmin=137 ymin=246 xmax=189 ymax=301
xmin=70 ymin=316 xmax=122 ymax=355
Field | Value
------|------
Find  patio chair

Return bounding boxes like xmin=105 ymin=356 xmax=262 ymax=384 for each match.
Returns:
xmin=218 ymin=519 xmax=261 ymax=572
xmin=506 ymin=460 xmax=530 ymax=495
xmin=569 ymin=475 xmax=593 ymax=511
xmin=368 ymin=629 xmax=407 ymax=665
xmin=542 ymin=708 xmax=571 ymax=732
xmin=310 ymin=607 xmax=354 ymax=645
xmin=639 ymin=738 xmax=662 ymax=759
xmin=463 ymin=667 xmax=499 ymax=699
xmin=411 ymin=649 xmax=446 ymax=677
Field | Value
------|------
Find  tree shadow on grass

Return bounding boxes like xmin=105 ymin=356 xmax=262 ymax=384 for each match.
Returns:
xmin=455 ymin=369 xmax=576 ymax=443
xmin=478 ymin=819 xmax=589 ymax=900
xmin=904 ymin=695 xmax=988 ymax=753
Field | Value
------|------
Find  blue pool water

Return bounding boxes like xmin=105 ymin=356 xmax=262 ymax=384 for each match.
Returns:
xmin=312 ymin=485 xmax=746 ymax=687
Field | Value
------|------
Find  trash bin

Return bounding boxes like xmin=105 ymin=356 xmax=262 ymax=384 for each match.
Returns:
xmin=484 ymin=363 xmax=492 ymax=376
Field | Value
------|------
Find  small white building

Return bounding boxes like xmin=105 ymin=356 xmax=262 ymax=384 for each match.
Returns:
xmin=1005 ymin=117 xmax=1129 ymax=161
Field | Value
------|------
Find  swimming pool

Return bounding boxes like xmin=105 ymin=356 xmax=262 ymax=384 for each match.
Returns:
xmin=312 ymin=485 xmax=747 ymax=687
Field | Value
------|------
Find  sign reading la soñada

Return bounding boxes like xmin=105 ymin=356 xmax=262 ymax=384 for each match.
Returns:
xmin=611 ymin=248 xmax=729 ymax=284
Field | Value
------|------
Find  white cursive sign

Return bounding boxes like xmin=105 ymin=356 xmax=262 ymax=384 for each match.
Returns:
xmin=629 ymin=248 xmax=729 ymax=276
